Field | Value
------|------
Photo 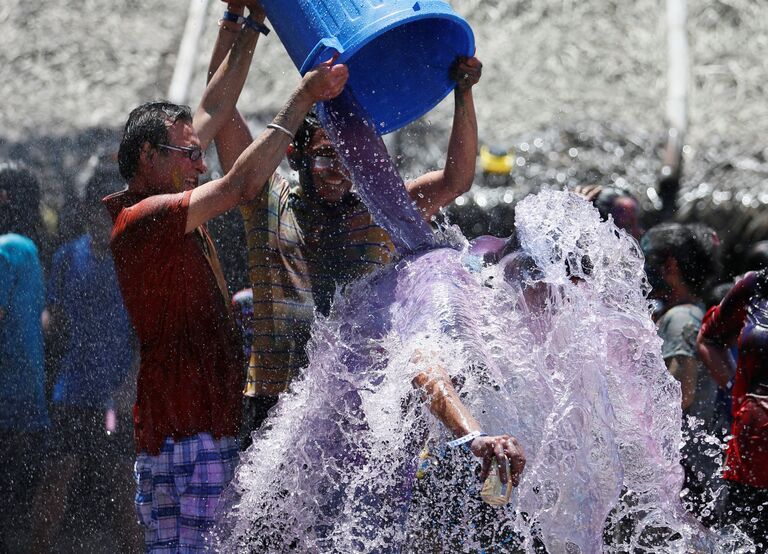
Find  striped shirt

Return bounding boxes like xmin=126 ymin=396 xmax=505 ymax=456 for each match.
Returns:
xmin=240 ymin=174 xmax=395 ymax=396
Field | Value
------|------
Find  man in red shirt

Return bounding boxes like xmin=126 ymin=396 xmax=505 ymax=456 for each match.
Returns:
xmin=104 ymin=3 xmax=348 ymax=551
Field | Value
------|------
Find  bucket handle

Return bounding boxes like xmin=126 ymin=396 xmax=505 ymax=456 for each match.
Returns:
xmin=299 ymin=37 xmax=345 ymax=74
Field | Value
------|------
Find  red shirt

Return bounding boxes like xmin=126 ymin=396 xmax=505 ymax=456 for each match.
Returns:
xmin=699 ymin=270 xmax=768 ymax=488
xmin=104 ymin=189 xmax=243 ymax=455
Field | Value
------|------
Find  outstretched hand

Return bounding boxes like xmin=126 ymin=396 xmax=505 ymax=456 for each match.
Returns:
xmin=451 ymin=56 xmax=483 ymax=92
xmin=573 ymin=184 xmax=603 ymax=203
xmin=470 ymin=434 xmax=526 ymax=486
xmin=300 ymin=56 xmax=349 ymax=103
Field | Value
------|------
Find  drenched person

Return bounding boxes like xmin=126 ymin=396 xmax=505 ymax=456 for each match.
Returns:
xmin=214 ymin=191 xmax=708 ymax=553
xmin=30 ymin=164 xmax=141 ymax=552
xmin=641 ymin=223 xmax=721 ymax=522
xmin=104 ymin=2 xmax=349 ymax=549
xmin=0 ymin=162 xmax=50 ymax=552
xmin=210 ymin=21 xmax=482 ymax=446
xmin=698 ymin=269 xmax=768 ymax=547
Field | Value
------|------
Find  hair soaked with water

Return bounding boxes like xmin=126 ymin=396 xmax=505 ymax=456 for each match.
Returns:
xmin=118 ymin=101 xmax=193 ymax=181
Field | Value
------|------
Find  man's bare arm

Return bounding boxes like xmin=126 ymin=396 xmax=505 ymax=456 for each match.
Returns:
xmin=406 ymin=57 xmax=481 ymax=220
xmin=697 ymin=341 xmax=735 ymax=389
xmin=666 ymin=355 xmax=699 ymax=411
xmin=412 ymin=361 xmax=525 ymax=485
xmin=185 ymin=61 xmax=349 ymax=233
xmin=193 ymin=3 xmax=266 ymax=150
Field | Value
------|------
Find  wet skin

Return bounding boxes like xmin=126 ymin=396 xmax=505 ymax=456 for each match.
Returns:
xmin=145 ymin=121 xmax=208 ymax=194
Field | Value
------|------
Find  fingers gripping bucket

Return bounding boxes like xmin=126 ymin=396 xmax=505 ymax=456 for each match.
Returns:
xmin=260 ymin=0 xmax=475 ymax=135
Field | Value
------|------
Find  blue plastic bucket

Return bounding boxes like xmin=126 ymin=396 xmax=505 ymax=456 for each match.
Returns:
xmin=260 ymin=0 xmax=475 ymax=135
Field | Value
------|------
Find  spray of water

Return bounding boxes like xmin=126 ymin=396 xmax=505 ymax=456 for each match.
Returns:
xmin=212 ymin=183 xmax=751 ymax=552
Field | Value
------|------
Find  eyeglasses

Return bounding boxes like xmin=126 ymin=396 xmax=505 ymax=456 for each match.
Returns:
xmin=310 ymin=154 xmax=339 ymax=170
xmin=158 ymin=143 xmax=204 ymax=161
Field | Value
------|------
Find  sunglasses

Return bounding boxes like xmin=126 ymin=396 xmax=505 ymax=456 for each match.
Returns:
xmin=310 ymin=154 xmax=340 ymax=170
xmin=158 ymin=143 xmax=204 ymax=161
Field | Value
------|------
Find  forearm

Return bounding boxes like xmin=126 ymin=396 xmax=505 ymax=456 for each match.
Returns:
xmin=698 ymin=342 xmax=735 ymax=389
xmin=195 ymin=15 xmax=262 ymax=148
xmin=206 ymin=5 xmax=244 ymax=83
xmin=443 ymin=89 xmax=478 ymax=196
xmin=226 ymin=88 xmax=315 ymax=202
xmin=667 ymin=356 xmax=697 ymax=411
xmin=412 ymin=366 xmax=482 ymax=438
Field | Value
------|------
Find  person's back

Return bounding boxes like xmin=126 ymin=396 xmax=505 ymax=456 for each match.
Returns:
xmin=656 ymin=303 xmax=717 ymax=425
xmin=49 ymin=234 xmax=134 ymax=406
xmin=29 ymin=165 xmax=143 ymax=553
xmin=0 ymin=232 xmax=48 ymax=430
xmin=0 ymin=162 xmax=50 ymax=552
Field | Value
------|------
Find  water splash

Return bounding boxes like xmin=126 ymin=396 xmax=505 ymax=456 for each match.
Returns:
xmin=213 ymin=188 xmax=750 ymax=552
xmin=317 ymin=89 xmax=438 ymax=254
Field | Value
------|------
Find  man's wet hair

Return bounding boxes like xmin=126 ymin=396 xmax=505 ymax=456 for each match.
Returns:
xmin=641 ymin=222 xmax=719 ymax=296
xmin=0 ymin=161 xmax=42 ymax=241
xmin=118 ymin=101 xmax=193 ymax=181
xmin=292 ymin=111 xmax=322 ymax=154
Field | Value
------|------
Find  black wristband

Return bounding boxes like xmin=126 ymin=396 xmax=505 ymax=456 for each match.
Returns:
xmin=222 ymin=10 xmax=244 ymax=24
xmin=243 ymin=16 xmax=271 ymax=36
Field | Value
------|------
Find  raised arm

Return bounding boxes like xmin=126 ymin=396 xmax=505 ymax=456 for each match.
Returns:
xmin=185 ymin=60 xmax=349 ymax=233
xmin=412 ymin=359 xmax=526 ymax=486
xmin=406 ymin=56 xmax=482 ymax=220
xmin=697 ymin=271 xmax=763 ymax=388
xmin=193 ymin=2 xmax=266 ymax=150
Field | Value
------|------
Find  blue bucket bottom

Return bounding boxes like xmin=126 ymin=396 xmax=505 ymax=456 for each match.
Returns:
xmin=343 ymin=16 xmax=473 ymax=135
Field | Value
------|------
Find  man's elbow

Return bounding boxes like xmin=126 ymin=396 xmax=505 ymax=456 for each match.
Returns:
xmin=445 ymin=171 xmax=474 ymax=199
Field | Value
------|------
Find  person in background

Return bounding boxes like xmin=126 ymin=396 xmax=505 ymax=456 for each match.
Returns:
xmin=697 ymin=269 xmax=768 ymax=548
xmin=641 ymin=222 xmax=721 ymax=524
xmin=104 ymin=1 xmax=348 ymax=550
xmin=744 ymin=240 xmax=768 ymax=273
xmin=0 ymin=161 xmax=50 ymax=552
xmin=576 ymin=184 xmax=643 ymax=240
xmin=30 ymin=163 xmax=141 ymax=552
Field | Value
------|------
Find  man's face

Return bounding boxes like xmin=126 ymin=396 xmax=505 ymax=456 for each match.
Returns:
xmin=305 ymin=129 xmax=353 ymax=204
xmin=149 ymin=121 xmax=207 ymax=193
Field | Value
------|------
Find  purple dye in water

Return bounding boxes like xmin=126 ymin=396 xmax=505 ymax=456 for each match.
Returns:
xmin=212 ymin=87 xmax=753 ymax=551
xmin=317 ymin=89 xmax=438 ymax=254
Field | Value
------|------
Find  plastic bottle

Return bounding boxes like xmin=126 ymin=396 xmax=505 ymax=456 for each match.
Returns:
xmin=480 ymin=459 xmax=513 ymax=506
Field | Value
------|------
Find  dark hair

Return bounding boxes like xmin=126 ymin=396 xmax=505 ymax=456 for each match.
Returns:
xmin=0 ymin=161 xmax=42 ymax=241
xmin=641 ymin=222 xmax=719 ymax=296
xmin=745 ymin=240 xmax=768 ymax=272
xmin=84 ymin=161 xmax=124 ymax=217
xmin=593 ymin=187 xmax=636 ymax=222
xmin=117 ymin=101 xmax=193 ymax=181
xmin=292 ymin=111 xmax=322 ymax=154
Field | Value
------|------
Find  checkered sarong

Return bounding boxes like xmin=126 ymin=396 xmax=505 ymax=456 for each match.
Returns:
xmin=134 ymin=433 xmax=238 ymax=553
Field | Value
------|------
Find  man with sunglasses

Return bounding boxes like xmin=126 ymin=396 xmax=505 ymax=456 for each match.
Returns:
xmin=103 ymin=2 xmax=348 ymax=551
xmin=208 ymin=10 xmax=482 ymax=448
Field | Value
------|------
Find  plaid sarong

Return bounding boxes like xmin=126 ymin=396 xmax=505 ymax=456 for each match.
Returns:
xmin=134 ymin=433 xmax=238 ymax=553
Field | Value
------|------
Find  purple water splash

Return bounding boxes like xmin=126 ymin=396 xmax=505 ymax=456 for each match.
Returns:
xmin=317 ymin=89 xmax=439 ymax=254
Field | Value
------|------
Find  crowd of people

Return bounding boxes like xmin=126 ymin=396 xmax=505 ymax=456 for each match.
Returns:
xmin=1 ymin=1 xmax=767 ymax=552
